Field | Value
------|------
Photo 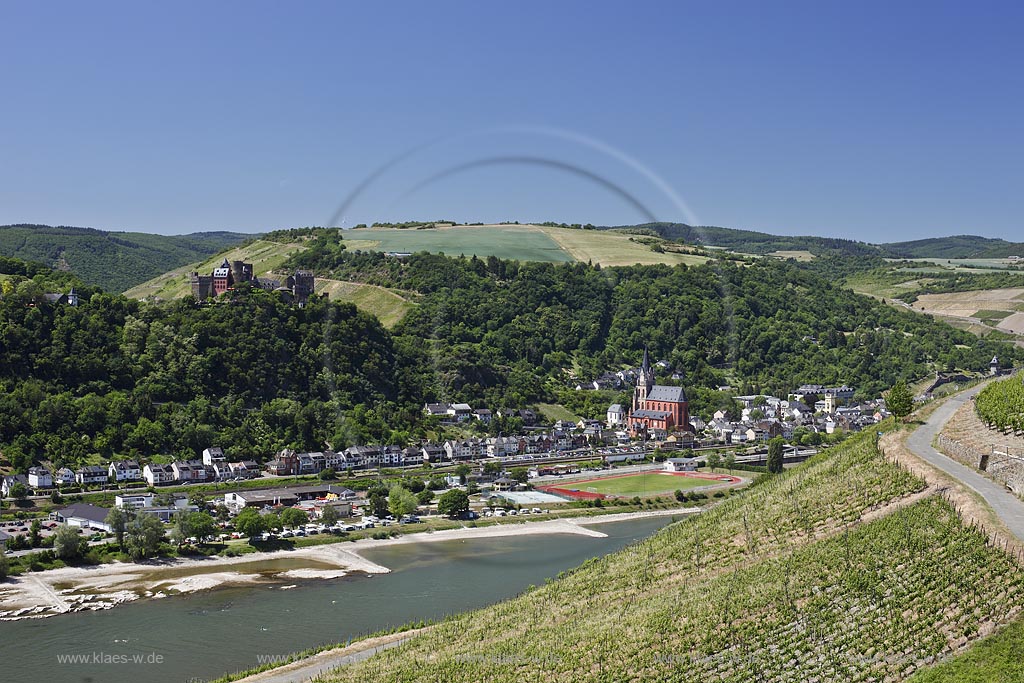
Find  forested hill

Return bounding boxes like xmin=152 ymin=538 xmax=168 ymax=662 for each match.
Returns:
xmin=0 ymin=224 xmax=251 ymax=293
xmin=289 ymin=244 xmax=1022 ymax=408
xmin=601 ymin=222 xmax=885 ymax=257
xmin=602 ymin=222 xmax=1024 ymax=259
xmin=0 ymin=274 xmax=403 ymax=472
xmin=881 ymin=235 xmax=1024 ymax=259
xmin=2 ymin=247 xmax=1021 ymax=473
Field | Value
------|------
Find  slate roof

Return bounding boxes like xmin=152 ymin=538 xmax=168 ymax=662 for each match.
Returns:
xmin=646 ymin=385 xmax=687 ymax=402
xmin=631 ymin=409 xmax=672 ymax=419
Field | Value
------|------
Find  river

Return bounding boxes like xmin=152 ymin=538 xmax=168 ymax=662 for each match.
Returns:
xmin=0 ymin=516 xmax=673 ymax=683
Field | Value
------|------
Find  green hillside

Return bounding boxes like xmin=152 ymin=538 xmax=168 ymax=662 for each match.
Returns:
xmin=123 ymin=239 xmax=309 ymax=300
xmin=882 ymin=235 xmax=1024 ymax=259
xmin=0 ymin=224 xmax=251 ymax=293
xmin=320 ymin=431 xmax=1024 ymax=682
xmin=603 ymin=221 xmax=885 ymax=258
xmin=602 ymin=222 xmax=1024 ymax=261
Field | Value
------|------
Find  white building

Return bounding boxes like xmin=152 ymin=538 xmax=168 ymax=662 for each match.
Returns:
xmin=28 ymin=467 xmax=53 ymax=489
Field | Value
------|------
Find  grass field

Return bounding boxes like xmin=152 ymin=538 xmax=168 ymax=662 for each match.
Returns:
xmin=908 ymin=617 xmax=1024 ymax=683
xmin=123 ymin=239 xmax=309 ymax=300
xmin=563 ymin=471 xmax=735 ymax=496
xmin=344 ymin=224 xmax=710 ymax=268
xmin=347 ymin=224 xmax=572 ymax=262
xmin=314 ymin=278 xmax=415 ymax=328
xmin=534 ymin=403 xmax=580 ymax=422
xmin=535 ymin=225 xmax=709 ymax=267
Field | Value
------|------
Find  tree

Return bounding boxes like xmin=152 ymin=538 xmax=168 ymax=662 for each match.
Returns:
xmin=320 ymin=505 xmax=340 ymax=526
xmin=766 ymin=437 xmax=784 ymax=474
xmin=173 ymin=510 xmax=217 ymax=544
xmin=388 ymin=484 xmax=418 ymax=518
xmin=188 ymin=491 xmax=207 ymax=508
xmin=455 ymin=463 xmax=471 ymax=484
xmin=234 ymin=507 xmax=266 ymax=539
xmin=124 ymin=514 xmax=166 ymax=561
xmin=50 ymin=490 xmax=63 ymax=504
xmin=437 ymin=489 xmax=470 ymax=517
xmin=105 ymin=507 xmax=129 ymax=547
xmin=510 ymin=467 xmax=529 ymax=485
xmin=887 ymin=380 xmax=913 ymax=422
xmin=417 ymin=489 xmax=434 ymax=506
xmin=53 ymin=524 xmax=83 ymax=560
xmin=29 ymin=519 xmax=41 ymax=547
xmin=368 ymin=490 xmax=390 ymax=518
xmin=280 ymin=507 xmax=309 ymax=528
xmin=318 ymin=467 xmax=336 ymax=481
xmin=482 ymin=461 xmax=502 ymax=475
xmin=706 ymin=452 xmax=721 ymax=472
xmin=8 ymin=482 xmax=28 ymax=500
xmin=215 ymin=503 xmax=230 ymax=522
xmin=723 ymin=452 xmax=736 ymax=471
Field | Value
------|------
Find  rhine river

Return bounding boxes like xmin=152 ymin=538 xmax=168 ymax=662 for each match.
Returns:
xmin=0 ymin=517 xmax=672 ymax=683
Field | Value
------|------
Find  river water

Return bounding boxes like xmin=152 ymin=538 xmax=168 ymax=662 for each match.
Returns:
xmin=0 ymin=517 xmax=673 ymax=683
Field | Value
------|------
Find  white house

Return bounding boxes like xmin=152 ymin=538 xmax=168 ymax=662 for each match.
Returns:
xmin=144 ymin=463 xmax=175 ymax=486
xmin=76 ymin=465 xmax=108 ymax=486
xmin=28 ymin=467 xmax=53 ymax=489
xmin=108 ymin=460 xmax=142 ymax=482
xmin=202 ymin=447 xmax=226 ymax=465
xmin=606 ymin=403 xmax=626 ymax=427
xmin=665 ymin=457 xmax=698 ymax=472
xmin=55 ymin=467 xmax=77 ymax=486
xmin=2 ymin=474 xmax=28 ymax=497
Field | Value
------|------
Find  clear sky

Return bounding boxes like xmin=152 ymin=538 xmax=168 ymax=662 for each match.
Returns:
xmin=1 ymin=1 xmax=1021 ymax=242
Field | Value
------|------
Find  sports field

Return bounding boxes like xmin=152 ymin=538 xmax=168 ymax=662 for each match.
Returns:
xmin=540 ymin=471 xmax=741 ymax=499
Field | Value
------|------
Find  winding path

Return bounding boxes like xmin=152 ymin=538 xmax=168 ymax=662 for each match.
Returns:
xmin=906 ymin=382 xmax=1024 ymax=542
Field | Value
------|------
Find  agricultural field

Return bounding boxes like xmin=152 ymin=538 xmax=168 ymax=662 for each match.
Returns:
xmin=767 ymin=250 xmax=816 ymax=261
xmin=321 ymin=431 xmax=1024 ymax=683
xmin=545 ymin=471 xmax=738 ymax=498
xmin=314 ymin=278 xmax=415 ymax=329
xmin=346 ymin=224 xmax=573 ymax=262
xmin=123 ymin=239 xmax=309 ymax=300
xmin=912 ymin=289 xmax=1024 ymax=335
xmin=976 ymin=376 xmax=1024 ymax=434
xmin=344 ymin=224 xmax=709 ymax=267
xmin=534 ymin=403 xmax=581 ymax=423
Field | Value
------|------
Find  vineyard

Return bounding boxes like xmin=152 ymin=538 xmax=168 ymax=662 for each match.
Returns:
xmin=976 ymin=376 xmax=1024 ymax=434
xmin=322 ymin=432 xmax=1024 ymax=682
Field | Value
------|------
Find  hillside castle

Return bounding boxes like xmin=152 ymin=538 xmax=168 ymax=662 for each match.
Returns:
xmin=190 ymin=259 xmax=314 ymax=304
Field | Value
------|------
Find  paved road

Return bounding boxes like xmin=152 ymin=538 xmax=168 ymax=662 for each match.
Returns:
xmin=906 ymin=383 xmax=1024 ymax=542
xmin=237 ymin=635 xmax=416 ymax=683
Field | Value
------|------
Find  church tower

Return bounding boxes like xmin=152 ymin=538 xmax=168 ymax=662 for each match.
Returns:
xmin=633 ymin=346 xmax=655 ymax=412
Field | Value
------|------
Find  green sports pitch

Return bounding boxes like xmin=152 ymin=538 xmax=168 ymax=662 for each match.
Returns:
xmin=568 ymin=472 xmax=721 ymax=497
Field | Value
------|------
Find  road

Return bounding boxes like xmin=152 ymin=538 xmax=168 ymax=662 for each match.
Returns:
xmin=906 ymin=382 xmax=1024 ymax=542
xmin=234 ymin=633 xmax=419 ymax=683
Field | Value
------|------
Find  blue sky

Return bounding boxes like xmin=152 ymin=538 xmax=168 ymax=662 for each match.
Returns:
xmin=1 ymin=1 xmax=1021 ymax=242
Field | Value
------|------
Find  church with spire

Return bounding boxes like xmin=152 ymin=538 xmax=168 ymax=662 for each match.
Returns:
xmin=626 ymin=347 xmax=692 ymax=437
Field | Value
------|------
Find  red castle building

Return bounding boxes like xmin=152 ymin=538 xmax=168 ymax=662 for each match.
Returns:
xmin=627 ymin=347 xmax=692 ymax=436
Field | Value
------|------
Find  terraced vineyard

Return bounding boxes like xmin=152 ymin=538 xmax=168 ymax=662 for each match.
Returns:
xmin=322 ymin=432 xmax=1024 ymax=682
xmin=976 ymin=376 xmax=1024 ymax=434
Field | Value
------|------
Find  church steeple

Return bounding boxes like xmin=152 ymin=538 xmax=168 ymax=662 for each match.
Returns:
xmin=633 ymin=345 xmax=656 ymax=412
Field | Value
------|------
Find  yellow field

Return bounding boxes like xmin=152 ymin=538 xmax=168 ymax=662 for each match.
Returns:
xmin=767 ymin=250 xmax=815 ymax=261
xmin=533 ymin=225 xmax=709 ymax=267
xmin=123 ymin=240 xmax=308 ymax=300
xmin=314 ymin=278 xmax=415 ymax=328
xmin=910 ymin=288 xmax=1024 ymax=334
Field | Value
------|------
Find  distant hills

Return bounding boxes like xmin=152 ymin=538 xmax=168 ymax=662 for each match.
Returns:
xmin=880 ymin=235 xmax=1024 ymax=259
xmin=603 ymin=222 xmax=1024 ymax=260
xmin=0 ymin=224 xmax=251 ymax=293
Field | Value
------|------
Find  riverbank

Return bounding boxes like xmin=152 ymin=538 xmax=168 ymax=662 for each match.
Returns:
xmin=0 ymin=507 xmax=698 ymax=621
